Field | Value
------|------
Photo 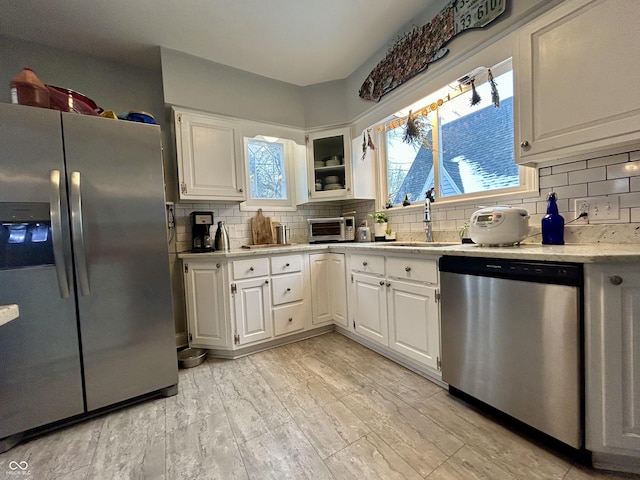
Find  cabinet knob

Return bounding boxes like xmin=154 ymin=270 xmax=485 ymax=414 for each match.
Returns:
xmin=362 ymin=261 xmax=368 ymax=266
xmin=216 ymin=263 xmax=220 ymax=268
xmin=249 ymin=267 xmax=254 ymax=271
xmin=239 ymin=188 xmax=244 ymax=193
xmin=609 ymin=275 xmax=623 ymax=285
xmin=405 ymin=266 xmax=411 ymax=272
xmin=288 ymin=317 xmax=293 ymax=323
xmin=386 ymin=282 xmax=391 ymax=287
xmin=264 ymin=279 xmax=269 ymax=285
xmin=520 ymin=140 xmax=530 ymax=148
xmin=286 ymin=287 xmax=291 ymax=292
xmin=379 ymin=280 xmax=385 ymax=286
xmin=285 ymin=263 xmax=290 ymax=267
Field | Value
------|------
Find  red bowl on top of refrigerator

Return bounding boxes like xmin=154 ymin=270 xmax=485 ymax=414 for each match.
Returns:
xmin=46 ymin=85 xmax=101 ymax=116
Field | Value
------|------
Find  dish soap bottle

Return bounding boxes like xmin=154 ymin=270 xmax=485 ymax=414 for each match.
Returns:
xmin=542 ymin=192 xmax=564 ymax=245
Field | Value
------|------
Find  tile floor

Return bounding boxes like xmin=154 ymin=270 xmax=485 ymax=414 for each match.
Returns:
xmin=1 ymin=332 xmax=639 ymax=480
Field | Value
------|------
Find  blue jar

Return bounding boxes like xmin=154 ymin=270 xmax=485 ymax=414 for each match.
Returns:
xmin=542 ymin=192 xmax=564 ymax=245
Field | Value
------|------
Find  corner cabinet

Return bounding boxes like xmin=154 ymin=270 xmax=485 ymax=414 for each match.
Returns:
xmin=585 ymin=263 xmax=640 ymax=470
xmin=309 ymin=253 xmax=348 ymax=328
xmin=183 ymin=260 xmax=230 ymax=349
xmin=173 ymin=108 xmax=246 ymax=201
xmin=303 ymin=127 xmax=375 ymax=202
xmin=515 ymin=0 xmax=640 ymax=164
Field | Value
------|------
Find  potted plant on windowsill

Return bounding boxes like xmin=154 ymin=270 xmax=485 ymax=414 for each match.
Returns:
xmin=369 ymin=212 xmax=388 ymax=240
xmin=385 ymin=227 xmax=396 ymax=241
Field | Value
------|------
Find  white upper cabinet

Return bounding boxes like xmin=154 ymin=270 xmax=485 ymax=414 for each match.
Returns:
xmin=174 ymin=108 xmax=246 ymax=201
xmin=302 ymin=127 xmax=375 ymax=202
xmin=515 ymin=0 xmax=640 ymax=164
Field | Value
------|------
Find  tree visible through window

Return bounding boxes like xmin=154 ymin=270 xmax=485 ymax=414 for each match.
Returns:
xmin=247 ymin=139 xmax=287 ymax=200
xmin=386 ymin=63 xmax=518 ymax=204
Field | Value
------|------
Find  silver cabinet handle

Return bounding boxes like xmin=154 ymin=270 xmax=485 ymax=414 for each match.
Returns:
xmin=405 ymin=266 xmax=411 ymax=272
xmin=609 ymin=275 xmax=623 ymax=285
xmin=50 ymin=170 xmax=70 ymax=299
xmin=520 ymin=140 xmax=530 ymax=148
xmin=70 ymin=171 xmax=90 ymax=296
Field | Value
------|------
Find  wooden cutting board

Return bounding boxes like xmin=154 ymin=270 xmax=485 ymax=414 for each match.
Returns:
xmin=251 ymin=208 xmax=273 ymax=245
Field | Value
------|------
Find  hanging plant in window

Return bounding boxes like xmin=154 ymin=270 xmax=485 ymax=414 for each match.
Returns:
xmin=361 ymin=128 xmax=376 ymax=160
xmin=402 ymin=110 xmax=431 ymax=148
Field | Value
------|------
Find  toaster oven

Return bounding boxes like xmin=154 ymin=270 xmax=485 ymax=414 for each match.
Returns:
xmin=307 ymin=216 xmax=355 ymax=243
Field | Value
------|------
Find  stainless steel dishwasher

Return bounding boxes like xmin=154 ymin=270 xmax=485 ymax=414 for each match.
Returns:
xmin=439 ymin=255 xmax=583 ymax=449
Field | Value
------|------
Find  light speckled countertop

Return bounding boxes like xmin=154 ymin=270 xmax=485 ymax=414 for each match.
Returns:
xmin=178 ymin=242 xmax=640 ymax=263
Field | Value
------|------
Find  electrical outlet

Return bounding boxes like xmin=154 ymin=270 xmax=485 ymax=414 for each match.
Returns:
xmin=166 ymin=202 xmax=175 ymax=229
xmin=574 ymin=196 xmax=619 ymax=221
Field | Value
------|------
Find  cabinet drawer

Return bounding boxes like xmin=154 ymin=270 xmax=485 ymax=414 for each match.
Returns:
xmin=350 ymin=253 xmax=384 ymax=275
xmin=386 ymin=256 xmax=438 ymax=284
xmin=273 ymin=301 xmax=306 ymax=337
xmin=232 ymin=257 xmax=269 ymax=280
xmin=271 ymin=272 xmax=304 ymax=305
xmin=270 ymin=254 xmax=303 ymax=274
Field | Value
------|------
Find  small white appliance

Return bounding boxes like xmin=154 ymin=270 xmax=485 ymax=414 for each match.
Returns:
xmin=469 ymin=206 xmax=530 ymax=246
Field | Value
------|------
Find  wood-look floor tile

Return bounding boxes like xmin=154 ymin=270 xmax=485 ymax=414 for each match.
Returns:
xmin=284 ymin=399 xmax=370 ymax=459
xmin=249 ymin=349 xmax=312 ymax=391
xmin=217 ymin=371 xmax=291 ymax=444
xmin=427 ymin=445 xmax=517 ymax=480
xmin=277 ymin=377 xmax=339 ymax=410
xmin=324 ymin=432 xmax=422 ymax=480
xmin=419 ymin=391 xmax=572 ymax=479
xmin=300 ymin=354 xmax=370 ymax=398
xmin=341 ymin=385 xmax=462 ymax=476
xmin=165 ymin=363 xmax=224 ymax=432
xmin=166 ymin=413 xmax=248 ymax=480
xmin=0 ymin=416 xmax=103 ymax=480
xmin=238 ymin=421 xmax=334 ymax=480
xmin=85 ymin=399 xmax=166 ymax=480
xmin=209 ymin=355 xmax=256 ymax=384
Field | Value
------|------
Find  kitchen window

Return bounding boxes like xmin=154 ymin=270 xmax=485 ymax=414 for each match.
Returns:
xmin=381 ymin=58 xmax=536 ymax=207
xmin=242 ymin=136 xmax=299 ymax=210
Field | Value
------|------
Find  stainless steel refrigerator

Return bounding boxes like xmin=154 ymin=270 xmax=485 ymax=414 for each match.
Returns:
xmin=0 ymin=103 xmax=178 ymax=451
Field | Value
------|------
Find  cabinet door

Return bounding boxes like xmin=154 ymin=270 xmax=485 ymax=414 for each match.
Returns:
xmin=516 ymin=0 xmax=640 ymax=164
xmin=352 ymin=272 xmax=388 ymax=346
xmin=309 ymin=254 xmax=333 ymax=326
xmin=388 ymin=280 xmax=439 ymax=370
xmin=233 ymin=277 xmax=272 ymax=345
xmin=175 ymin=109 xmax=245 ymax=200
xmin=329 ymin=253 xmax=348 ymax=327
xmin=307 ymin=127 xmax=352 ymax=201
xmin=585 ymin=264 xmax=640 ymax=454
xmin=184 ymin=262 xmax=229 ymax=348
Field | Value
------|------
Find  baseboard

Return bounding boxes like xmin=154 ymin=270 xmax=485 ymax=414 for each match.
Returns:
xmin=592 ymin=452 xmax=640 ymax=475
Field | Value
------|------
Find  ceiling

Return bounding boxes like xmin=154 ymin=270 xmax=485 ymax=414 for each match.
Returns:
xmin=0 ymin=0 xmax=441 ymax=86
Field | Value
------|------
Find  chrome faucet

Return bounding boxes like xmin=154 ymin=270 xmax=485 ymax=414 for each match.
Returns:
xmin=424 ymin=188 xmax=435 ymax=242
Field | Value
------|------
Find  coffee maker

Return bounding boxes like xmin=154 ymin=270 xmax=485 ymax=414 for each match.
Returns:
xmin=191 ymin=211 xmax=214 ymax=253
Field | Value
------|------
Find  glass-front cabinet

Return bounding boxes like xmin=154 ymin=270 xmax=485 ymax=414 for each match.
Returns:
xmin=306 ymin=127 xmax=352 ymax=201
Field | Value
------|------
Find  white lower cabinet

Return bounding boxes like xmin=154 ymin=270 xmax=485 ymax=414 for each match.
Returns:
xmin=585 ymin=263 xmax=640 ymax=468
xmin=387 ymin=280 xmax=440 ymax=370
xmin=233 ymin=276 xmax=272 ymax=345
xmin=309 ymin=253 xmax=348 ymax=327
xmin=183 ymin=260 xmax=230 ymax=349
xmin=349 ymin=253 xmax=441 ymax=371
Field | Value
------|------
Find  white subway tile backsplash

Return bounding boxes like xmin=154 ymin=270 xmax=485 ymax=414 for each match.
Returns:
xmin=630 ymin=150 xmax=640 ymax=161
xmin=568 ymin=166 xmax=606 ymax=184
xmin=588 ymin=178 xmax=629 ymax=196
xmin=539 ymin=166 xmax=552 ymax=176
xmin=607 ymin=160 xmax=640 ymax=179
xmin=552 ymin=160 xmax=586 ymax=174
xmin=540 ymin=172 xmax=568 ymax=188
xmin=549 ymin=183 xmax=588 ymax=200
xmin=632 ymin=177 xmax=640 ymax=192
xmin=631 ymin=207 xmax=640 ymax=222
xmin=587 ymin=152 xmax=629 ymax=168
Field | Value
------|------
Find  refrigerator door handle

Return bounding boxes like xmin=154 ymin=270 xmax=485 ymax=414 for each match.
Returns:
xmin=50 ymin=170 xmax=71 ymax=299
xmin=70 ymin=171 xmax=90 ymax=296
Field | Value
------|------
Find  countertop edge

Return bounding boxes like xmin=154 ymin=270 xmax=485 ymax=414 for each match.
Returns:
xmin=177 ymin=242 xmax=640 ymax=263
